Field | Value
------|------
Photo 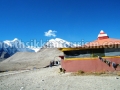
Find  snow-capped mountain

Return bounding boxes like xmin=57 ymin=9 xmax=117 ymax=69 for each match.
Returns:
xmin=3 ymin=38 xmax=35 ymax=52
xmin=0 ymin=38 xmax=80 ymax=60
xmin=43 ymin=38 xmax=77 ymax=48
xmin=0 ymin=38 xmax=35 ymax=59
xmin=27 ymin=46 xmax=40 ymax=52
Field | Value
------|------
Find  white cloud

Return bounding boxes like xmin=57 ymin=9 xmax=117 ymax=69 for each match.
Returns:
xmin=44 ymin=30 xmax=57 ymax=37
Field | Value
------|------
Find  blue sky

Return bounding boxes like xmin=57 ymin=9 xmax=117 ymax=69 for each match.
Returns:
xmin=0 ymin=0 xmax=120 ymax=43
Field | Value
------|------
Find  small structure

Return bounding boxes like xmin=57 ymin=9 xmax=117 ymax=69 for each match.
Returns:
xmin=58 ymin=30 xmax=120 ymax=72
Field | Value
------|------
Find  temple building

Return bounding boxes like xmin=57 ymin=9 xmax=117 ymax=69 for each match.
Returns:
xmin=59 ymin=30 xmax=120 ymax=72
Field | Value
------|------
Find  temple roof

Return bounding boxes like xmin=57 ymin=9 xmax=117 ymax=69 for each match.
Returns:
xmin=58 ymin=30 xmax=120 ymax=51
xmin=85 ymin=30 xmax=120 ymax=47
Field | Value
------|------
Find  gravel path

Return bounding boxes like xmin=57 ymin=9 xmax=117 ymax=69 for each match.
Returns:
xmin=0 ymin=66 xmax=120 ymax=90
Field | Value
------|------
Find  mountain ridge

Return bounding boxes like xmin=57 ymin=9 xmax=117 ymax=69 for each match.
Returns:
xmin=0 ymin=38 xmax=79 ymax=60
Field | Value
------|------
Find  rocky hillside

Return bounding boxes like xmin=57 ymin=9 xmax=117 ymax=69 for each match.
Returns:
xmin=0 ymin=48 xmax=63 ymax=71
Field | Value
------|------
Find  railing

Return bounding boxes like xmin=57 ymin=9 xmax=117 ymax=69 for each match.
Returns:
xmin=98 ymin=56 xmax=120 ymax=70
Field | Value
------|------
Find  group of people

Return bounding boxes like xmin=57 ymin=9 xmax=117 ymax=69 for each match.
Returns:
xmin=49 ymin=60 xmax=60 ymax=67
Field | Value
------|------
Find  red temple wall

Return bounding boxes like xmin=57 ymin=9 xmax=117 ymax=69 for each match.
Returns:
xmin=61 ymin=58 xmax=120 ymax=72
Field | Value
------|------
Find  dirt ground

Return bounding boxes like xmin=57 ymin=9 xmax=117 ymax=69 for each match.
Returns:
xmin=0 ymin=66 xmax=120 ymax=90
